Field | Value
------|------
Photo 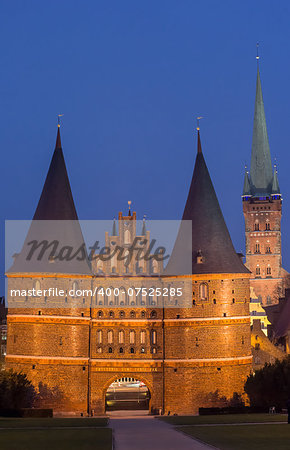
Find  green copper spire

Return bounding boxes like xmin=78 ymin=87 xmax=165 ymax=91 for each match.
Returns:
xmin=272 ymin=165 xmax=280 ymax=195
xmin=242 ymin=166 xmax=251 ymax=196
xmin=250 ymin=64 xmax=273 ymax=195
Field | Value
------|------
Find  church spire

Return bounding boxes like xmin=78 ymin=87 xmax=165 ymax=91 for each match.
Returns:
xmin=272 ymin=164 xmax=280 ymax=195
xmin=112 ymin=218 xmax=118 ymax=236
xmin=242 ymin=166 xmax=251 ymax=196
xmin=250 ymin=60 xmax=273 ymax=195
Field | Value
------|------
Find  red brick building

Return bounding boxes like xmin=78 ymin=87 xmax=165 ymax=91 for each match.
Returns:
xmin=242 ymin=63 xmax=288 ymax=306
xmin=6 ymin=126 xmax=252 ymax=415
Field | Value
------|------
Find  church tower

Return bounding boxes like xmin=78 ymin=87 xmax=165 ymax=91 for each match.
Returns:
xmin=242 ymin=60 xmax=283 ymax=306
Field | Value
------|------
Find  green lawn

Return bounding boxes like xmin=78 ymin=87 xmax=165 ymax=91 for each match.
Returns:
xmin=0 ymin=417 xmax=108 ymax=428
xmin=0 ymin=418 xmax=112 ymax=450
xmin=159 ymin=413 xmax=287 ymax=426
xmin=179 ymin=424 xmax=290 ymax=450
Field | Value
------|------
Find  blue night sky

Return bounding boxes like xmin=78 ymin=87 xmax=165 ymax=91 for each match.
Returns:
xmin=1 ymin=0 xmax=290 ymax=294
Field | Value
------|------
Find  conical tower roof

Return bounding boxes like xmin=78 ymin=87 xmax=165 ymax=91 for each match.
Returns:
xmin=250 ymin=65 xmax=273 ymax=195
xmin=166 ymin=131 xmax=249 ymax=275
xmin=33 ymin=127 xmax=78 ymax=220
xmin=8 ymin=126 xmax=91 ymax=275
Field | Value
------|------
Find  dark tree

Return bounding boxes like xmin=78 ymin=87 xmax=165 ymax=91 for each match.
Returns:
xmin=0 ymin=369 xmax=36 ymax=409
xmin=245 ymin=356 xmax=290 ymax=410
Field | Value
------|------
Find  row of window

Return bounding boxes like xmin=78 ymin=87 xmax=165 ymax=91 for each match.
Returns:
xmin=254 ymin=244 xmax=272 ymax=254
xmin=254 ymin=223 xmax=271 ymax=231
xmin=97 ymin=310 xmax=157 ymax=319
xmin=98 ymin=346 xmax=158 ymax=354
xmin=97 ymin=329 xmax=157 ymax=345
xmin=255 ymin=267 xmax=272 ymax=276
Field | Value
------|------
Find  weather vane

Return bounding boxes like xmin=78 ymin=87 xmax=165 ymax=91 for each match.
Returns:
xmin=57 ymin=114 xmax=64 ymax=128
xmin=196 ymin=116 xmax=204 ymax=131
xmin=256 ymin=42 xmax=260 ymax=62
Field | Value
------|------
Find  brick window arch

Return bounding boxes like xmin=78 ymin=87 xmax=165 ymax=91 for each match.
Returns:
xmin=255 ymin=243 xmax=260 ymax=253
xmin=151 ymin=330 xmax=157 ymax=345
xmin=119 ymin=330 xmax=125 ymax=344
xmin=256 ymin=267 xmax=260 ymax=275
xmin=254 ymin=222 xmax=259 ymax=231
xmin=199 ymin=283 xmax=208 ymax=300
xmin=140 ymin=330 xmax=146 ymax=344
xmin=267 ymin=266 xmax=271 ymax=275
xmin=97 ymin=330 xmax=102 ymax=344
xmin=129 ymin=330 xmax=135 ymax=344
xmin=108 ymin=330 xmax=113 ymax=344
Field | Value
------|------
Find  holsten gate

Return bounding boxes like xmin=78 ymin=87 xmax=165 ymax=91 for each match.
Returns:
xmin=5 ymin=124 xmax=252 ymax=415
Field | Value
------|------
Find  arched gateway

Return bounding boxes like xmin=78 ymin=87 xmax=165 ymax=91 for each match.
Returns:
xmin=105 ymin=377 xmax=151 ymax=412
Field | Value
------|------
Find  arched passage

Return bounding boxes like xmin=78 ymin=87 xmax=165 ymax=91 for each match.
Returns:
xmin=105 ymin=376 xmax=151 ymax=412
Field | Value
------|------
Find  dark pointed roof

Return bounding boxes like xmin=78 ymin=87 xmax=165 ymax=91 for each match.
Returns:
xmin=166 ymin=131 xmax=249 ymax=275
xmin=250 ymin=65 xmax=273 ymax=195
xmin=8 ymin=126 xmax=91 ymax=275
xmin=33 ymin=126 xmax=78 ymax=220
xmin=112 ymin=218 xmax=118 ymax=236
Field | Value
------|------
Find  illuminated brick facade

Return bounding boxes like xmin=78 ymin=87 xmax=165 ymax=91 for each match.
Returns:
xmin=5 ymin=126 xmax=252 ymax=415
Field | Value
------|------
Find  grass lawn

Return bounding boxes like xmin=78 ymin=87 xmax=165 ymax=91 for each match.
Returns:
xmin=0 ymin=418 xmax=112 ymax=450
xmin=0 ymin=417 xmax=108 ymax=428
xmin=159 ymin=413 xmax=287 ymax=426
xmin=179 ymin=424 xmax=290 ymax=450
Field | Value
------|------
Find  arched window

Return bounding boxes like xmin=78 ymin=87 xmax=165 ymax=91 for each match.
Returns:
xmin=130 ymin=347 xmax=135 ymax=354
xmin=150 ymin=310 xmax=157 ymax=319
xmin=96 ymin=261 xmax=103 ymax=274
xmin=108 ymin=330 xmax=113 ymax=344
xmin=33 ymin=280 xmax=41 ymax=297
xmin=140 ymin=330 xmax=146 ymax=344
xmin=151 ymin=330 xmax=157 ymax=345
xmin=108 ymin=347 xmax=113 ymax=353
xmin=129 ymin=330 xmax=135 ymax=344
xmin=267 ymin=266 xmax=271 ymax=275
xmin=109 ymin=310 xmax=114 ymax=318
xmin=97 ymin=330 xmax=102 ymax=344
xmin=199 ymin=283 xmax=208 ymax=301
xmin=141 ymin=310 xmax=146 ymax=319
xmin=119 ymin=330 xmax=125 ymax=344
xmin=119 ymin=310 xmax=125 ymax=318
xmin=124 ymin=229 xmax=130 ymax=244
xmin=255 ymin=243 xmax=260 ymax=253
xmin=119 ymin=287 xmax=126 ymax=306
xmin=97 ymin=347 xmax=102 ymax=353
xmin=265 ymin=222 xmax=270 ymax=230
xmin=97 ymin=310 xmax=103 ymax=318
xmin=256 ymin=267 xmax=260 ymax=275
xmin=254 ymin=222 xmax=259 ymax=231
xmin=119 ymin=347 xmax=124 ymax=354
xmin=130 ymin=310 xmax=136 ymax=318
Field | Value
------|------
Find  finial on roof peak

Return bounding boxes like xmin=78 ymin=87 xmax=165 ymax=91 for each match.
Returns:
xmin=57 ymin=114 xmax=64 ymax=128
xmin=256 ymin=42 xmax=260 ymax=62
xmin=128 ymin=200 xmax=132 ymax=216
